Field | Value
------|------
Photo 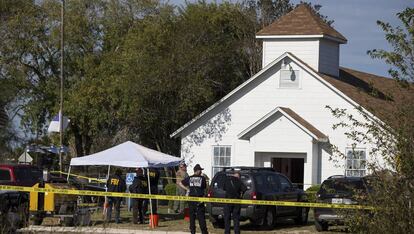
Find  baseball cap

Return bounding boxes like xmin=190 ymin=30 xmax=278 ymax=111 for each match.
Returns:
xmin=193 ymin=164 xmax=204 ymax=171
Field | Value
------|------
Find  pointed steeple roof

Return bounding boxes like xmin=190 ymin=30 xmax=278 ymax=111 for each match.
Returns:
xmin=257 ymin=4 xmax=347 ymax=43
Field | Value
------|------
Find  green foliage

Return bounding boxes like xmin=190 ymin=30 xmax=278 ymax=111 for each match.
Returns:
xmin=164 ymin=183 xmax=176 ymax=196
xmin=0 ymin=0 xmax=331 ymax=162
xmin=305 ymin=184 xmax=320 ymax=203
xmin=329 ymin=7 xmax=414 ymax=233
xmin=368 ymin=7 xmax=414 ymax=83
xmin=164 ymin=183 xmax=177 ymax=209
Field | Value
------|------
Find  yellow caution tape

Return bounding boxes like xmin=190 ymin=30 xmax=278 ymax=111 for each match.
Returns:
xmin=51 ymin=171 xmax=106 ymax=183
xmin=53 ymin=172 xmax=319 ymax=188
xmin=77 ymin=203 xmax=100 ymax=207
xmin=0 ymin=185 xmax=372 ymax=210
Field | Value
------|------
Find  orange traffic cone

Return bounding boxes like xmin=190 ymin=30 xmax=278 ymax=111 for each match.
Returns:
xmin=184 ymin=208 xmax=190 ymax=221
xmin=149 ymin=214 xmax=159 ymax=228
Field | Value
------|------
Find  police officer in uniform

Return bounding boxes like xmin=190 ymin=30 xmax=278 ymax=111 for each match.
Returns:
xmin=146 ymin=167 xmax=160 ymax=214
xmin=106 ymin=169 xmax=126 ymax=223
xmin=223 ymin=171 xmax=247 ymax=234
xmin=129 ymin=168 xmax=148 ymax=224
xmin=179 ymin=164 xmax=208 ymax=234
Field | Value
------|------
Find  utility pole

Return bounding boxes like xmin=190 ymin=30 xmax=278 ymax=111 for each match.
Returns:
xmin=59 ymin=0 xmax=65 ymax=173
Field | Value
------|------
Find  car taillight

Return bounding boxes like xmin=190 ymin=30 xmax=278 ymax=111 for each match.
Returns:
xmin=251 ymin=192 xmax=257 ymax=200
xmin=207 ymin=189 xmax=213 ymax=197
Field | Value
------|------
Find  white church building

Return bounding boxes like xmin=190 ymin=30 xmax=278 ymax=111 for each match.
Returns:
xmin=171 ymin=4 xmax=397 ymax=187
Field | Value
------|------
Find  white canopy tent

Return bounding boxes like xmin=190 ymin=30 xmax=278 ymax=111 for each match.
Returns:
xmin=70 ymin=141 xmax=181 ymax=168
xmin=68 ymin=141 xmax=182 ymax=223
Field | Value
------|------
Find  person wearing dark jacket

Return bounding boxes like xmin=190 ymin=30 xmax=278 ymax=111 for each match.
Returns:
xmin=106 ymin=169 xmax=126 ymax=223
xmin=223 ymin=171 xmax=247 ymax=234
xmin=129 ymin=168 xmax=148 ymax=224
xmin=179 ymin=164 xmax=208 ymax=234
xmin=146 ymin=168 xmax=160 ymax=214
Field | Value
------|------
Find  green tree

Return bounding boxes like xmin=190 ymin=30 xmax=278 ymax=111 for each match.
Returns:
xmin=1 ymin=0 xmax=331 ymax=164
xmin=329 ymin=7 xmax=414 ymax=233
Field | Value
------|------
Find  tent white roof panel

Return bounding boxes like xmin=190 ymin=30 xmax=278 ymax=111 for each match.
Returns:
xmin=70 ymin=141 xmax=181 ymax=168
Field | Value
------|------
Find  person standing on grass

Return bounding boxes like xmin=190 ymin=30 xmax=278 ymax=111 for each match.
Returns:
xmin=179 ymin=164 xmax=208 ymax=234
xmin=129 ymin=168 xmax=148 ymax=224
xmin=174 ymin=162 xmax=189 ymax=213
xmin=146 ymin=167 xmax=160 ymax=214
xmin=106 ymin=168 xmax=126 ymax=223
xmin=223 ymin=171 xmax=247 ymax=234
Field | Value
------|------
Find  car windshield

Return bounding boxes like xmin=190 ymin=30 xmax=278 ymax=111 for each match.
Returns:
xmin=14 ymin=167 xmax=42 ymax=182
xmin=320 ymin=179 xmax=365 ymax=194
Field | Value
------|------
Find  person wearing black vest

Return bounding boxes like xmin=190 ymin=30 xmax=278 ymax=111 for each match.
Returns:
xmin=179 ymin=164 xmax=208 ymax=234
xmin=106 ymin=169 xmax=126 ymax=223
xmin=145 ymin=167 xmax=160 ymax=214
xmin=129 ymin=168 xmax=148 ymax=224
xmin=223 ymin=171 xmax=247 ymax=234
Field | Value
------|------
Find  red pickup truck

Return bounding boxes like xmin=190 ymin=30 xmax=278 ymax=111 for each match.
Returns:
xmin=0 ymin=164 xmax=43 ymax=187
xmin=0 ymin=164 xmax=43 ymax=231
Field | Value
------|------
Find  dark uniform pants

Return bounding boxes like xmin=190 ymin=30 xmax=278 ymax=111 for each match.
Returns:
xmin=107 ymin=197 xmax=122 ymax=223
xmin=132 ymin=198 xmax=147 ymax=223
xmin=224 ymin=204 xmax=241 ymax=234
xmin=147 ymin=187 xmax=158 ymax=214
xmin=189 ymin=201 xmax=208 ymax=234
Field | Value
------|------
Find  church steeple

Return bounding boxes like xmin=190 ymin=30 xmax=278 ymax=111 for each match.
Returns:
xmin=256 ymin=4 xmax=347 ymax=77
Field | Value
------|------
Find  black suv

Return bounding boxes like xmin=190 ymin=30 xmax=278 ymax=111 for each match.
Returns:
xmin=314 ymin=175 xmax=370 ymax=232
xmin=207 ymin=167 xmax=309 ymax=228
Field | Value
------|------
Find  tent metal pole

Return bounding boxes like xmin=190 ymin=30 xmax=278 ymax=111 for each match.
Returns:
xmin=66 ymin=166 xmax=71 ymax=182
xmin=106 ymin=165 xmax=111 ymax=181
xmin=147 ymin=168 xmax=153 ymax=226
xmin=104 ymin=165 xmax=111 ymax=219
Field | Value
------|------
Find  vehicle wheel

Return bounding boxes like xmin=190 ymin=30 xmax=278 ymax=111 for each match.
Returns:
xmin=249 ymin=217 xmax=263 ymax=227
xmin=63 ymin=217 xmax=74 ymax=226
xmin=264 ymin=208 xmax=276 ymax=229
xmin=74 ymin=210 xmax=91 ymax=226
xmin=315 ymin=220 xmax=329 ymax=232
xmin=29 ymin=214 xmax=43 ymax=226
xmin=294 ymin=207 xmax=309 ymax=225
xmin=212 ymin=220 xmax=225 ymax=229
xmin=210 ymin=216 xmax=224 ymax=229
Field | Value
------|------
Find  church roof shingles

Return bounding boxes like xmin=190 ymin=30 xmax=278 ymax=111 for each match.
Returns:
xmin=257 ymin=4 xmax=347 ymax=43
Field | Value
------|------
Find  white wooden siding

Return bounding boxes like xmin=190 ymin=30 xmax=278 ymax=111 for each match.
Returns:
xmin=319 ymin=39 xmax=340 ymax=77
xmin=263 ymin=39 xmax=319 ymax=70
xmin=181 ymin=57 xmax=380 ymax=185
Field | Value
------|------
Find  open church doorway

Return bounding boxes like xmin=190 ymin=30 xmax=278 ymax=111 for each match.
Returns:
xmin=272 ymin=158 xmax=304 ymax=189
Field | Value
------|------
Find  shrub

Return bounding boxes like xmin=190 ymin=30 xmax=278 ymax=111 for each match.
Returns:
xmin=164 ymin=183 xmax=177 ymax=209
xmin=305 ymin=184 xmax=320 ymax=203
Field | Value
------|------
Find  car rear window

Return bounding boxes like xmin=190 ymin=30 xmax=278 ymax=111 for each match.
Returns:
xmin=212 ymin=174 xmax=227 ymax=189
xmin=240 ymin=175 xmax=252 ymax=189
xmin=212 ymin=173 xmax=252 ymax=190
xmin=320 ymin=179 xmax=365 ymax=194
xmin=0 ymin=169 xmax=11 ymax=181
xmin=14 ymin=167 xmax=42 ymax=182
xmin=254 ymin=173 xmax=280 ymax=192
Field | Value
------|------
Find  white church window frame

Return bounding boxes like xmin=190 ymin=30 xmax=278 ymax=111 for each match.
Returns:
xmin=345 ymin=148 xmax=366 ymax=177
xmin=212 ymin=145 xmax=231 ymax=176
xmin=279 ymin=69 xmax=300 ymax=89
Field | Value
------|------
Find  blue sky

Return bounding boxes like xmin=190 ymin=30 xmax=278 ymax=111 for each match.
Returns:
xmin=172 ymin=0 xmax=413 ymax=77
xmin=292 ymin=0 xmax=413 ymax=77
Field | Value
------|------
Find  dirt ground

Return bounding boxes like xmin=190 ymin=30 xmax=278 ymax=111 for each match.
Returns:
xmin=86 ymin=205 xmax=347 ymax=234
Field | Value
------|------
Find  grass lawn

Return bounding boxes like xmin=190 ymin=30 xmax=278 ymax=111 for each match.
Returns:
xmin=86 ymin=203 xmax=346 ymax=233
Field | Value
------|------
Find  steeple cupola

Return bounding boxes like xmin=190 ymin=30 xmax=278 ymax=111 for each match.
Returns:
xmin=256 ymin=4 xmax=347 ymax=77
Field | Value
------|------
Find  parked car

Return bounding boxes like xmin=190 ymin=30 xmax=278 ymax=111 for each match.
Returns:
xmin=314 ymin=175 xmax=370 ymax=232
xmin=207 ymin=167 xmax=309 ymax=229
xmin=0 ymin=164 xmax=44 ymax=231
